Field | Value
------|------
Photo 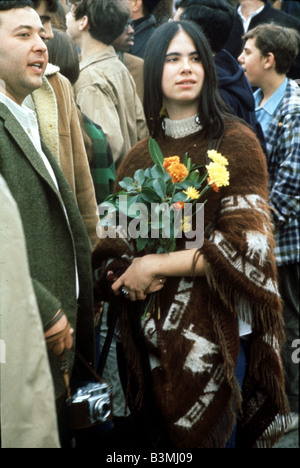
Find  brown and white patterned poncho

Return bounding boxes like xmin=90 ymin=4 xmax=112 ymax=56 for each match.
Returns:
xmin=93 ymin=119 xmax=290 ymax=448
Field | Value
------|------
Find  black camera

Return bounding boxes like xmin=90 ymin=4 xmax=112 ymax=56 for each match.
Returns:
xmin=67 ymin=382 xmax=112 ymax=430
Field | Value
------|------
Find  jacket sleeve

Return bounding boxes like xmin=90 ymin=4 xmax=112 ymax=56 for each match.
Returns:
xmin=268 ymin=112 xmax=300 ymax=226
xmin=68 ymin=89 xmax=99 ymax=248
xmin=31 ymin=278 xmax=62 ymax=330
xmin=134 ymin=92 xmax=149 ymax=142
xmin=36 ymin=73 xmax=99 ymax=248
xmin=75 ymin=82 xmax=125 ymax=165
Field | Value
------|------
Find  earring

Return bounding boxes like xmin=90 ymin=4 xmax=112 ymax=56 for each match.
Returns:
xmin=195 ymin=115 xmax=201 ymax=125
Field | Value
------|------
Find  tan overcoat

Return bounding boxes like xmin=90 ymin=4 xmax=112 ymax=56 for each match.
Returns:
xmin=30 ymin=65 xmax=99 ymax=247
xmin=0 ymin=176 xmax=60 ymax=448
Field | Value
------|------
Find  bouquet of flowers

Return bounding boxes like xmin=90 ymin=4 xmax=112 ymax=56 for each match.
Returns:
xmin=98 ymin=137 xmax=230 ymax=256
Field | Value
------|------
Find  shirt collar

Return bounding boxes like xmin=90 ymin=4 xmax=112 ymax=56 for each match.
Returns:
xmin=0 ymin=92 xmax=37 ymax=124
xmin=79 ymin=45 xmax=117 ymax=71
xmin=254 ymin=78 xmax=288 ymax=116
xmin=237 ymin=4 xmax=265 ymax=32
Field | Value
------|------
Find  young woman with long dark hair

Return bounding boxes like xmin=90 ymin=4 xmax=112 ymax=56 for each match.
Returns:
xmin=93 ymin=20 xmax=289 ymax=448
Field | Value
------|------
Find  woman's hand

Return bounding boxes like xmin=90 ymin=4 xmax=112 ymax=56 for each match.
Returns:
xmin=111 ymin=250 xmax=206 ymax=301
xmin=111 ymin=256 xmax=166 ymax=301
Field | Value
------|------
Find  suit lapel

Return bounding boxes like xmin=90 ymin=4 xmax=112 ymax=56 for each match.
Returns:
xmin=0 ymin=103 xmax=58 ymax=193
xmin=0 ymin=104 xmax=82 ymax=240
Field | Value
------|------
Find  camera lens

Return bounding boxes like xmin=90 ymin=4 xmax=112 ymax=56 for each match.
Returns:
xmin=93 ymin=398 xmax=111 ymax=422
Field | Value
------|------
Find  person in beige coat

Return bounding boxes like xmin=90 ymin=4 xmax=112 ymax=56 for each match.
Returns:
xmin=25 ymin=63 xmax=99 ymax=247
xmin=0 ymin=175 xmax=60 ymax=449
xmin=67 ymin=0 xmax=148 ymax=167
xmin=26 ymin=0 xmax=99 ymax=248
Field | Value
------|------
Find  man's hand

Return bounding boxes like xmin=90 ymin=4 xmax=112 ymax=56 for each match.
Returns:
xmin=44 ymin=310 xmax=74 ymax=355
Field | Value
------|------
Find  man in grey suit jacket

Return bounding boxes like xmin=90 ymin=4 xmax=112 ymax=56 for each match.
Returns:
xmin=0 ymin=1 xmax=95 ymax=446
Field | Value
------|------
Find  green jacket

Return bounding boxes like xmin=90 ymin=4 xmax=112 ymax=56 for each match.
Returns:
xmin=0 ymin=103 xmax=95 ymax=398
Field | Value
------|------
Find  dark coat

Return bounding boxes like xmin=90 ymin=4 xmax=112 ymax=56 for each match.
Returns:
xmin=0 ymin=103 xmax=95 ymax=398
xmin=130 ymin=14 xmax=156 ymax=58
xmin=214 ymin=49 xmax=267 ymax=154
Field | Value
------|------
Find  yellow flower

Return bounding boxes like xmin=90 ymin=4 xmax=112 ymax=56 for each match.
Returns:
xmin=163 ymin=156 xmax=189 ymax=183
xmin=182 ymin=216 xmax=192 ymax=233
xmin=183 ymin=186 xmax=200 ymax=200
xmin=206 ymin=162 xmax=230 ymax=188
xmin=207 ymin=150 xmax=229 ymax=166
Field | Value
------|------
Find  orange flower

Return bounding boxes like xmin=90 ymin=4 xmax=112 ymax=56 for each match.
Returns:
xmin=207 ymin=177 xmax=219 ymax=192
xmin=163 ymin=156 xmax=188 ymax=183
xmin=163 ymin=156 xmax=180 ymax=170
xmin=173 ymin=201 xmax=185 ymax=211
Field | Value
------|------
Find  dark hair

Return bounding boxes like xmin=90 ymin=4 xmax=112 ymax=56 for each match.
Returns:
xmin=143 ymin=20 xmax=231 ymax=146
xmin=51 ymin=2 xmax=67 ymax=31
xmin=72 ymin=0 xmax=130 ymax=45
xmin=0 ymin=1 xmax=34 ymax=10
xmin=47 ymin=28 xmax=80 ymax=85
xmin=175 ymin=0 xmax=235 ymax=53
xmin=143 ymin=0 xmax=161 ymax=15
xmin=243 ymin=23 xmax=300 ymax=75
xmin=31 ymin=0 xmax=59 ymax=12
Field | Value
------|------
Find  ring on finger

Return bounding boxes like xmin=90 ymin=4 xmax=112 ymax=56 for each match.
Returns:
xmin=121 ymin=287 xmax=130 ymax=296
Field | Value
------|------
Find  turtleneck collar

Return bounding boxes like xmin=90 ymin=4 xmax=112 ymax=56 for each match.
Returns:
xmin=163 ymin=114 xmax=202 ymax=139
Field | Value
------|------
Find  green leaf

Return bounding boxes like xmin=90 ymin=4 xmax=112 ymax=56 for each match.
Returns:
xmin=164 ymin=171 xmax=172 ymax=184
xmin=153 ymin=178 xmax=166 ymax=199
xmin=156 ymin=246 xmax=169 ymax=254
xmin=173 ymin=191 xmax=187 ymax=202
xmin=151 ymin=165 xmax=165 ymax=178
xmin=144 ymin=167 xmax=152 ymax=178
xmin=143 ymin=178 xmax=155 ymax=188
xmin=119 ymin=177 xmax=136 ymax=191
xmin=183 ymin=153 xmax=192 ymax=172
xmin=186 ymin=171 xmax=201 ymax=183
xmin=134 ymin=169 xmax=145 ymax=186
xmin=157 ymin=238 xmax=176 ymax=254
xmin=176 ymin=180 xmax=192 ymax=190
xmin=136 ymin=236 xmax=149 ymax=252
xmin=149 ymin=137 xmax=164 ymax=171
xmin=127 ymin=194 xmax=142 ymax=208
xmin=140 ymin=187 xmax=159 ymax=203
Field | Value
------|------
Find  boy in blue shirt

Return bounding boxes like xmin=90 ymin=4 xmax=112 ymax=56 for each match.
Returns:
xmin=239 ymin=23 xmax=300 ymax=433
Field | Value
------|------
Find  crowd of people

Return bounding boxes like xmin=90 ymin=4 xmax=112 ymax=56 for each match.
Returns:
xmin=0 ymin=0 xmax=299 ymax=449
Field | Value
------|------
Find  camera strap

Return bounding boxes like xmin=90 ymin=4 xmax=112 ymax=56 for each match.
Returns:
xmin=60 ymin=351 xmax=72 ymax=399
xmin=59 ymin=299 xmax=119 ymax=397
xmin=96 ymin=300 xmax=119 ymax=378
xmin=60 ymin=348 xmax=106 ymax=401
xmin=75 ymin=349 xmax=106 ymax=385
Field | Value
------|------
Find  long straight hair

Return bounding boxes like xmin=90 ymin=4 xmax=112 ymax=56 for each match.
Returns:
xmin=143 ymin=20 xmax=232 ymax=148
